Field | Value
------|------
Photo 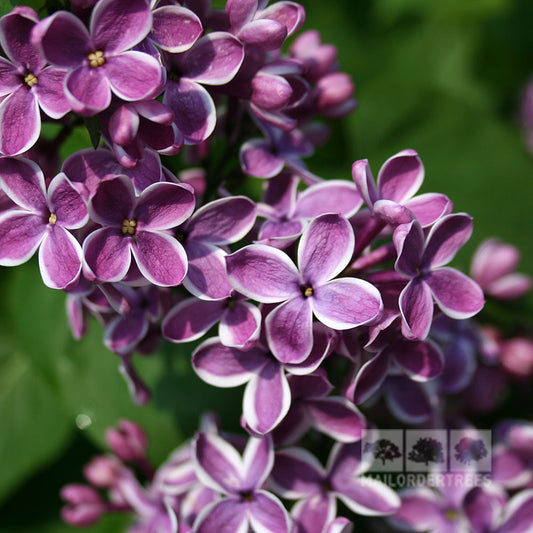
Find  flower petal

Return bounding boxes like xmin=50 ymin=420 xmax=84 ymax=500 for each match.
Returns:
xmin=242 ymin=437 xmax=274 ymax=490
xmin=33 ymin=66 xmax=71 ymax=118
xmin=243 ymin=359 xmax=290 ymax=435
xmin=104 ymin=311 xmax=149 ymax=355
xmin=398 ymin=279 xmax=434 ymax=340
xmin=194 ymin=498 xmax=248 ymax=533
xmin=312 ymin=278 xmax=383 ymax=330
xmin=220 ymin=300 xmax=261 ymax=349
xmin=239 ymin=19 xmax=287 ymax=50
xmin=192 ymin=337 xmax=266 ymax=388
xmin=384 ymin=376 xmax=432 ymax=424
xmin=39 ymin=225 xmax=83 ymax=289
xmin=335 ymin=477 xmax=400 ymax=516
xmin=48 ymin=173 xmax=88 ymax=229
xmin=391 ymin=338 xmax=444 ymax=382
xmin=389 ymin=487 xmax=442 ymax=531
xmin=89 ymin=175 xmax=135 ymax=226
xmin=291 ymin=494 xmax=335 ymax=533
xmin=0 ymin=211 xmax=45 ymax=265
xmin=226 ymin=244 xmax=300 ymax=303
xmin=266 ymin=297 xmax=313 ymax=364
xmin=351 ymin=351 xmax=390 ymax=405
xmin=298 ymin=214 xmax=354 ymax=285
xmin=240 ymin=138 xmax=285 ymax=178
xmin=258 ymin=1 xmax=305 ymax=36
xmin=404 ymin=193 xmax=453 ymax=228
xmin=393 ymin=220 xmax=424 ymax=277
xmin=426 ymin=267 xmax=484 ymax=320
xmin=247 ymin=490 xmax=291 ymax=533
xmin=351 ymin=159 xmax=378 ymax=208
xmin=65 ymin=65 xmax=111 ymax=115
xmin=151 ymin=6 xmax=203 ymax=53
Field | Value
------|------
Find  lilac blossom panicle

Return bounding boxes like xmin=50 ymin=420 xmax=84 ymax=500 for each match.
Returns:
xmin=0 ymin=0 xmax=531 ymax=531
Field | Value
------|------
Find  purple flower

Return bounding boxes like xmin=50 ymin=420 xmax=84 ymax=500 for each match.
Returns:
xmin=0 ymin=157 xmax=87 ymax=289
xmin=352 ymin=150 xmax=452 ymax=228
xmin=227 ymin=213 xmax=383 ymax=363
xmin=471 ymin=238 xmax=532 ymax=300
xmin=0 ymin=7 xmax=70 ymax=155
xmin=270 ymin=442 xmax=400 ymax=533
xmin=83 ymin=175 xmax=195 ymax=286
xmin=393 ymin=214 xmax=485 ymax=340
xmin=32 ymin=0 xmax=164 ymax=115
xmin=193 ymin=432 xmax=291 ymax=533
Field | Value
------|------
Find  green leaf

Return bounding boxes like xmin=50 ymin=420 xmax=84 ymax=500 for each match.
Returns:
xmin=84 ymin=116 xmax=101 ymax=149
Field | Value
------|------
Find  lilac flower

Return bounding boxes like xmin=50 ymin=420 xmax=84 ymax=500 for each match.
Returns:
xmin=227 ymin=213 xmax=383 ymax=363
xmin=193 ymin=432 xmax=291 ymax=533
xmin=393 ymin=214 xmax=485 ymax=340
xmin=0 ymin=157 xmax=87 ymax=289
xmin=176 ymin=196 xmax=257 ymax=300
xmin=162 ymin=291 xmax=261 ymax=349
xmin=191 ymin=324 xmax=338 ymax=435
xmin=0 ymin=7 xmax=70 ymax=155
xmin=83 ymin=175 xmax=195 ymax=286
xmin=471 ymin=238 xmax=532 ymax=300
xmin=257 ymin=172 xmax=362 ymax=249
xmin=352 ymin=150 xmax=452 ymax=228
xmin=32 ymin=0 xmax=164 ymax=115
xmin=270 ymin=442 xmax=400 ymax=533
xmin=60 ymin=484 xmax=107 ymax=527
xmin=162 ymin=31 xmax=244 ymax=144
xmin=225 ymin=0 xmax=305 ymax=51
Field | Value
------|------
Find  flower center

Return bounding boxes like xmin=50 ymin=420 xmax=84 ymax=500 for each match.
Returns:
xmin=48 ymin=213 xmax=57 ymax=225
xmin=239 ymin=491 xmax=255 ymax=502
xmin=445 ymin=508 xmax=458 ymax=521
xmin=24 ymin=73 xmax=38 ymax=87
xmin=301 ymin=284 xmax=314 ymax=298
xmin=121 ymin=218 xmax=137 ymax=235
xmin=88 ymin=50 xmax=105 ymax=68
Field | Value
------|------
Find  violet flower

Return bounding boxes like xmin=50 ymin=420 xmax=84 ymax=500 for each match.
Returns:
xmin=83 ymin=175 xmax=195 ymax=286
xmin=32 ymin=0 xmax=164 ymax=115
xmin=193 ymin=432 xmax=291 ymax=533
xmin=0 ymin=157 xmax=87 ymax=289
xmin=0 ymin=7 xmax=70 ymax=155
xmin=227 ymin=213 xmax=383 ymax=363
xmin=393 ymin=214 xmax=485 ymax=340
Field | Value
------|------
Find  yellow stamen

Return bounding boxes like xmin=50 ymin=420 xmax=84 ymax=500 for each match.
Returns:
xmin=48 ymin=213 xmax=57 ymax=225
xmin=24 ymin=73 xmax=38 ymax=87
xmin=121 ymin=218 xmax=137 ymax=235
xmin=303 ymin=286 xmax=314 ymax=297
xmin=88 ymin=50 xmax=105 ymax=68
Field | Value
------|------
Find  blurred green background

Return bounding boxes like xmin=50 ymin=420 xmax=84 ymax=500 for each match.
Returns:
xmin=0 ymin=0 xmax=532 ymax=531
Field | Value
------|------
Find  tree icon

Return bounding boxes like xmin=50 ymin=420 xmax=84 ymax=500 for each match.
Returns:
xmin=454 ymin=437 xmax=488 ymax=465
xmin=364 ymin=438 xmax=402 ymax=465
xmin=408 ymin=437 xmax=445 ymax=466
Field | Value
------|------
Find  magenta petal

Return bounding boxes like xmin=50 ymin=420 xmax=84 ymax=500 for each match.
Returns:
xmin=487 ymin=273 xmax=532 ymax=300
xmin=135 ymin=182 xmax=194 ymax=230
xmin=258 ymin=1 xmax=305 ymax=36
xmin=83 ymin=227 xmax=132 ymax=282
xmin=66 ymin=65 xmax=111 ymax=115
xmin=185 ymin=242 xmax=233 ymax=299
xmin=266 ymin=297 xmax=313 ymax=364
xmin=239 ymin=19 xmax=287 ymax=50
xmin=391 ymin=339 xmax=444 ymax=381
xmin=104 ymin=312 xmax=149 ymax=355
xmin=0 ymin=211 xmax=45 ymax=265
xmin=0 ymin=9 xmax=42 ymax=71
xmin=292 ymin=494 xmax=335 ymax=533
xmin=195 ymin=499 xmax=248 ymax=533
xmin=295 ymin=180 xmax=363 ymax=220
xmin=182 ymin=32 xmax=244 ymax=85
xmin=248 ymin=491 xmax=291 ymax=533
xmin=132 ymin=231 xmax=187 ymax=287
xmin=243 ymin=359 xmax=290 ymax=434
xmin=351 ymin=159 xmax=378 ymax=208
xmin=39 ymin=225 xmax=83 ymax=289
xmin=0 ymin=58 xmax=20 ymax=96
xmin=151 ymin=6 xmax=202 ymax=53
xmin=0 ymin=157 xmax=47 ymax=213
xmin=496 ymin=489 xmax=533 ymax=533
xmin=194 ymin=432 xmax=244 ymax=494
xmin=164 ymin=79 xmax=216 ymax=144
xmin=426 ymin=267 xmax=484 ymax=320
xmin=48 ymin=173 xmax=88 ymax=229
xmin=220 ymin=301 xmax=261 ymax=349
xmin=91 ymin=0 xmax=152 ymax=53
xmin=312 ymin=278 xmax=383 ymax=330
xmin=226 ymin=0 xmax=257 ymax=29
xmin=163 ymin=298 xmax=224 ymax=343
xmin=385 ymin=376 xmax=432 ymax=424
xmin=404 ymin=193 xmax=453 ymax=227
xmin=192 ymin=338 xmax=266 ymax=387
xmin=389 ymin=488 xmax=442 ymax=531
xmin=352 ymin=351 xmax=390 ymax=405
xmin=90 ymin=175 xmax=135 ymax=226
xmin=422 ymin=213 xmax=473 ymax=269
xmin=188 ymin=196 xmax=256 ymax=245
xmin=33 ymin=66 xmax=70 ymax=118
xmin=242 ymin=437 xmax=273 ymax=490
xmin=393 ymin=220 xmax=424 ymax=277
xmin=376 ymin=149 xmax=424 ymax=204
xmin=471 ymin=239 xmax=519 ymax=286
xmin=109 ymin=104 xmax=138 ymax=144
xmin=240 ymin=139 xmax=285 ymax=178
xmin=298 ymin=214 xmax=354 ymax=285
xmin=335 ymin=477 xmax=400 ymax=516
xmin=398 ymin=279 xmax=434 ymax=340
xmin=32 ymin=11 xmax=89 ymax=68
xmin=226 ymin=244 xmax=300 ymax=303
xmin=305 ymin=397 xmax=366 ymax=443
xmin=0 ymin=87 xmax=40 ymax=156
xmin=105 ymin=52 xmax=163 ymax=102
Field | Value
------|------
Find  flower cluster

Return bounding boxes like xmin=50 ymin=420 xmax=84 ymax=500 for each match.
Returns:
xmin=0 ymin=0 xmax=532 ymax=532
